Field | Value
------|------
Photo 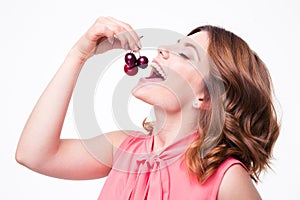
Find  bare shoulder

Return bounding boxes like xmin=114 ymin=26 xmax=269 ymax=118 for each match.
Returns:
xmin=218 ymin=164 xmax=262 ymax=200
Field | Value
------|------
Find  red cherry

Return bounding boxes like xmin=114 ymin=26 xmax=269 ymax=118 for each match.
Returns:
xmin=137 ymin=56 xmax=148 ymax=69
xmin=124 ymin=53 xmax=137 ymax=67
xmin=124 ymin=64 xmax=138 ymax=76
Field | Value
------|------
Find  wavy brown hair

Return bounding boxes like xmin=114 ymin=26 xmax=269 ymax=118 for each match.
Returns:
xmin=184 ymin=25 xmax=280 ymax=183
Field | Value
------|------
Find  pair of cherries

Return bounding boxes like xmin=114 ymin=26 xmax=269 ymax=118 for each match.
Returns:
xmin=124 ymin=52 xmax=149 ymax=76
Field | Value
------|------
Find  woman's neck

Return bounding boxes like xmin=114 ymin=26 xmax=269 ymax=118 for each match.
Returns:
xmin=151 ymin=105 xmax=199 ymax=152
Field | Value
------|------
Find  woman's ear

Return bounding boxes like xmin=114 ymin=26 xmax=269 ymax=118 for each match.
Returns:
xmin=198 ymin=98 xmax=211 ymax=110
xmin=193 ymin=96 xmax=211 ymax=110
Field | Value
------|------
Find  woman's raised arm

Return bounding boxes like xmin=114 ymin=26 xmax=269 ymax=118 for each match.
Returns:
xmin=15 ymin=16 xmax=140 ymax=180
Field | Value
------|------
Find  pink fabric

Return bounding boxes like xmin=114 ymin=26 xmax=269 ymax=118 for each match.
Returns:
xmin=98 ymin=131 xmax=247 ymax=200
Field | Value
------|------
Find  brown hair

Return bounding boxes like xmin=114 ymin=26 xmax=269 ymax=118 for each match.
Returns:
xmin=184 ymin=25 xmax=280 ymax=183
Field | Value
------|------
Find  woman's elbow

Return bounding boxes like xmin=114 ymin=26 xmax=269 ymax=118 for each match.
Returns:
xmin=15 ymin=146 xmax=33 ymax=168
xmin=15 ymin=145 xmax=44 ymax=171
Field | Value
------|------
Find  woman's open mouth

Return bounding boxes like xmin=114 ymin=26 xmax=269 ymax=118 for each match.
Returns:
xmin=145 ymin=62 xmax=166 ymax=81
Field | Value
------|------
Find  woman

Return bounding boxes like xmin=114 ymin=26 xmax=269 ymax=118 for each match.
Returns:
xmin=16 ymin=16 xmax=280 ymax=199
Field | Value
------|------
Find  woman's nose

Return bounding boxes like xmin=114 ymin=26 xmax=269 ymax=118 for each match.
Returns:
xmin=158 ymin=48 xmax=170 ymax=59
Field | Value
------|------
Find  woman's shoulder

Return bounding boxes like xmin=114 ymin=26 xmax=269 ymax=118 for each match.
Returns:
xmin=217 ymin=157 xmax=248 ymax=173
xmin=207 ymin=157 xmax=248 ymax=184
xmin=216 ymin=157 xmax=262 ymax=200
xmin=201 ymin=158 xmax=248 ymax=198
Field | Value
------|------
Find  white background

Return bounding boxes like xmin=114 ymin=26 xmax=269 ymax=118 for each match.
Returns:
xmin=1 ymin=0 xmax=300 ymax=199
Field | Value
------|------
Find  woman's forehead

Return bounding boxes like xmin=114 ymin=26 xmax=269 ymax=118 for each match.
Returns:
xmin=187 ymin=31 xmax=209 ymax=53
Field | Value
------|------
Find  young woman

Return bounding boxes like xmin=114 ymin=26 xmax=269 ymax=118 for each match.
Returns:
xmin=16 ymin=16 xmax=280 ymax=200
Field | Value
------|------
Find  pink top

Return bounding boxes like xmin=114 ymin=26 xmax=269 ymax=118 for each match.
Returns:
xmin=98 ymin=131 xmax=247 ymax=200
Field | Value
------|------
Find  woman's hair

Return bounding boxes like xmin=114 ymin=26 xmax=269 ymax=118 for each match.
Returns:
xmin=183 ymin=25 xmax=280 ymax=183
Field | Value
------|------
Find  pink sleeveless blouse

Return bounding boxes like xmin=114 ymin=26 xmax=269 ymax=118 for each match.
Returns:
xmin=98 ymin=131 xmax=247 ymax=200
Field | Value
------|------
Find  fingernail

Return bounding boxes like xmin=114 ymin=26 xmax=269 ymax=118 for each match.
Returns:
xmin=136 ymin=44 xmax=141 ymax=51
xmin=132 ymin=46 xmax=140 ymax=53
xmin=138 ymin=36 xmax=143 ymax=48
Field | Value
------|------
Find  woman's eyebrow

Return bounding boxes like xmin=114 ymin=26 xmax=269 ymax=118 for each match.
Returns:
xmin=177 ymin=39 xmax=198 ymax=51
xmin=177 ymin=39 xmax=200 ymax=61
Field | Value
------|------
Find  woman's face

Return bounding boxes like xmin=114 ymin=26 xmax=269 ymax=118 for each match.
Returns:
xmin=132 ymin=31 xmax=210 ymax=112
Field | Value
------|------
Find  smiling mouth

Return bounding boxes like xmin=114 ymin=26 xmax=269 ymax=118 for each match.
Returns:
xmin=146 ymin=62 xmax=166 ymax=81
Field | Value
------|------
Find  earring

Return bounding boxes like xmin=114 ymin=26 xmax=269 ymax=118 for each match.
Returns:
xmin=192 ymin=99 xmax=200 ymax=108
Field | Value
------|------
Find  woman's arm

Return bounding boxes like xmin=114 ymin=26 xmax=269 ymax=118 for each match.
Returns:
xmin=218 ymin=165 xmax=262 ymax=200
xmin=15 ymin=16 xmax=140 ymax=180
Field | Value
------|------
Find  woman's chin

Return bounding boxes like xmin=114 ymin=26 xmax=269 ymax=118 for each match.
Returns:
xmin=132 ymin=83 xmax=151 ymax=103
xmin=132 ymin=90 xmax=154 ymax=106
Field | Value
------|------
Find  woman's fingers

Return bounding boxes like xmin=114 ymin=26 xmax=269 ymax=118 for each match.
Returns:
xmin=74 ymin=16 xmax=142 ymax=60
xmin=106 ymin=17 xmax=141 ymax=51
xmin=94 ymin=17 xmax=141 ymax=53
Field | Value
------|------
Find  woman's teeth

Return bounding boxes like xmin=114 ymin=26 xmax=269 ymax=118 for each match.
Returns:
xmin=147 ymin=62 xmax=166 ymax=80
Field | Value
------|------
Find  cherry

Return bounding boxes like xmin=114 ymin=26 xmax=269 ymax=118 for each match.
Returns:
xmin=124 ymin=64 xmax=138 ymax=76
xmin=124 ymin=53 xmax=137 ymax=68
xmin=137 ymin=56 xmax=148 ymax=69
xmin=123 ymin=51 xmax=149 ymax=76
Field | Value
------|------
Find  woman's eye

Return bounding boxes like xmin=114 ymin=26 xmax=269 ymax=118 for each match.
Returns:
xmin=179 ymin=53 xmax=189 ymax=59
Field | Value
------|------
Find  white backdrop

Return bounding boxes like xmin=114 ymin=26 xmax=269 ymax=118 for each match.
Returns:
xmin=1 ymin=0 xmax=300 ymax=199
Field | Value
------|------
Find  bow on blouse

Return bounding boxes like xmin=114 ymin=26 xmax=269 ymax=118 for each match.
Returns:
xmin=123 ymin=132 xmax=198 ymax=200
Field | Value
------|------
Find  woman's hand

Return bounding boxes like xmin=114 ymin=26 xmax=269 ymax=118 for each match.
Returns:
xmin=72 ymin=16 xmax=141 ymax=62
